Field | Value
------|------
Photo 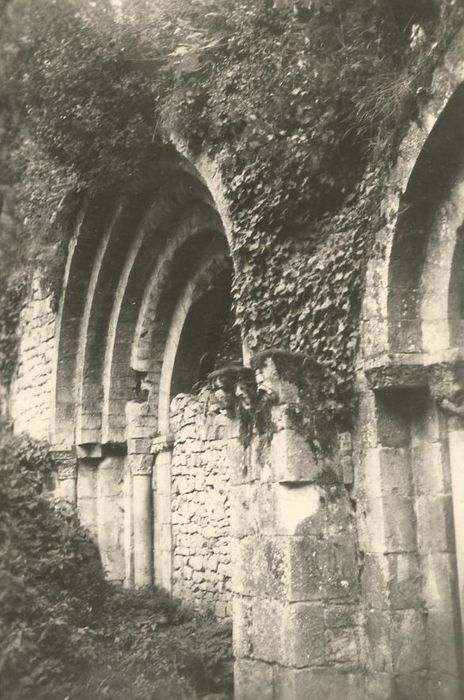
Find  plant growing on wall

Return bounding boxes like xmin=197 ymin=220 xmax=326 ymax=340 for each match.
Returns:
xmin=0 ymin=0 xmax=462 ymax=423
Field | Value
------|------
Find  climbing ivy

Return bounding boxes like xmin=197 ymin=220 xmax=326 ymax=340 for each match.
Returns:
xmin=0 ymin=0 xmax=462 ymax=423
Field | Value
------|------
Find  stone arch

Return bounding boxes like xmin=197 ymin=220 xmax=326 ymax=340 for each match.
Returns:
xmin=360 ymin=35 xmax=464 ymax=695
xmin=52 ymin=153 xmax=228 ymax=449
xmin=101 ymin=195 xmax=222 ymax=444
xmin=51 ymin=147 xmax=242 ymax=607
xmin=388 ymin=82 xmax=464 ymax=355
xmin=156 ymin=239 xmax=232 ymax=434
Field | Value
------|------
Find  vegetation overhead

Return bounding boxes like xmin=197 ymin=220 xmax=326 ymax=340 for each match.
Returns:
xmin=0 ymin=0 xmax=462 ymax=423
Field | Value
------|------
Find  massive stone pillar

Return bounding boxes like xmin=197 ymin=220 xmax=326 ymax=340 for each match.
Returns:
xmin=231 ymin=351 xmax=363 ymax=700
xmin=361 ymin=361 xmax=464 ymax=698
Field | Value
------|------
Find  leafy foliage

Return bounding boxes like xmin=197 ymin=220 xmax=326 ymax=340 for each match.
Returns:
xmin=0 ymin=0 xmax=463 ymax=419
xmin=0 ymin=430 xmax=232 ymax=699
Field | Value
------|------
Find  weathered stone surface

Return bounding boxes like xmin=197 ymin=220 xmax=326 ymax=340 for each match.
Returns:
xmin=386 ymin=552 xmax=422 ymax=610
xmin=281 ymin=602 xmax=325 ymax=667
xmin=390 ymin=609 xmax=427 ymax=673
xmin=270 ymin=429 xmax=320 ymax=483
xmin=273 ymin=668 xmax=365 ymax=700
xmin=232 ymin=597 xmax=252 ymax=658
xmin=251 ymin=598 xmax=282 ymax=663
xmin=170 ymin=395 xmax=233 ymax=618
xmin=234 ymin=659 xmax=274 ymax=700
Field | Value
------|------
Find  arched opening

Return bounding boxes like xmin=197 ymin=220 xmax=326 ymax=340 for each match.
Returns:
xmin=364 ymin=79 xmax=464 ymax=695
xmin=52 ymin=149 xmax=242 ymax=620
xmin=388 ymin=82 xmax=464 ymax=355
xmin=170 ymin=263 xmax=240 ymax=397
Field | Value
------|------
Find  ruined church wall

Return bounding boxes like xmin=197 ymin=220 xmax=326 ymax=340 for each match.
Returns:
xmin=9 ymin=275 xmax=56 ymax=440
xmin=170 ymin=393 xmax=232 ymax=620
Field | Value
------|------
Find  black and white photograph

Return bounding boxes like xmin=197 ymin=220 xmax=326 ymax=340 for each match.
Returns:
xmin=1 ymin=1 xmax=464 ymax=698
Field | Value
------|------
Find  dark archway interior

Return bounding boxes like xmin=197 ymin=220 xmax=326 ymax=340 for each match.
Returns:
xmin=170 ymin=265 xmax=241 ymax=397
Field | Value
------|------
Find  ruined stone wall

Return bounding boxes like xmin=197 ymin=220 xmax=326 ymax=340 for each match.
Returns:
xmin=228 ymin=355 xmax=365 ymax=699
xmin=10 ymin=275 xmax=55 ymax=439
xmin=170 ymin=393 xmax=232 ymax=620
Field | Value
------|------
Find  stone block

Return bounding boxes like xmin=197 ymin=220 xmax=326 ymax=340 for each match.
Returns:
xmin=251 ymin=598 xmax=282 ymax=663
xmin=234 ymin=659 xmax=273 ymax=700
xmin=77 ymin=412 xmax=102 ymax=430
xmin=232 ymin=535 xmax=288 ymax=599
xmin=394 ymin=671 xmax=428 ymax=700
xmin=428 ymin=609 xmax=462 ymax=676
xmin=208 ymin=554 xmax=219 ymax=571
xmin=376 ymin=393 xmax=411 ymax=447
xmin=127 ymin=437 xmax=152 ymax=454
xmin=416 ymin=494 xmax=455 ymax=553
xmin=273 ymin=668 xmax=365 ymax=700
xmin=256 ymin=536 xmax=289 ymax=600
xmin=76 ymin=428 xmax=101 ymax=445
xmin=324 ymin=534 xmax=360 ymax=602
xmin=287 ymin=536 xmax=329 ymax=602
xmin=391 ymin=609 xmax=427 ymax=673
xmin=270 ymin=429 xmax=321 ymax=483
xmin=230 ymin=484 xmax=257 ymax=538
xmin=324 ymin=604 xmax=359 ymax=630
xmin=382 ymin=496 xmax=417 ymax=553
xmin=273 ymin=483 xmax=322 ymax=537
xmin=190 ymin=554 xmax=204 ymax=571
xmin=393 ymin=319 xmax=422 ymax=354
xmin=379 ymin=447 xmax=412 ymax=498
xmin=422 ymin=551 xmax=459 ymax=610
xmin=363 ymin=498 xmax=387 ymax=553
xmin=97 ymin=457 xmax=124 ymax=498
xmin=76 ymin=442 xmax=102 ymax=459
xmin=77 ymin=497 xmax=98 ymax=538
xmin=326 ymin=626 xmax=359 ymax=666
xmin=365 ymin=611 xmax=393 ymax=673
xmin=411 ymin=442 xmax=450 ymax=496
xmin=386 ymin=552 xmax=422 ymax=609
xmin=282 ymin=602 xmax=325 ymax=667
xmin=364 ymin=672 xmax=395 ymax=700
xmin=77 ymin=461 xmax=97 ymax=498
xmin=428 ymin=672 xmax=464 ymax=700
xmin=233 ymin=596 xmax=253 ymax=658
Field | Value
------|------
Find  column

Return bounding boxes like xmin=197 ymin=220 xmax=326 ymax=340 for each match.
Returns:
xmin=152 ymin=434 xmax=174 ymax=592
xmin=445 ymin=414 xmax=464 ymax=658
xmin=126 ymin=400 xmax=154 ymax=587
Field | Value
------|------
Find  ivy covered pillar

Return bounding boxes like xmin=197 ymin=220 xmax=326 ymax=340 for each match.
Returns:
xmin=232 ymin=350 xmax=364 ymax=700
xmin=126 ymin=400 xmax=154 ymax=587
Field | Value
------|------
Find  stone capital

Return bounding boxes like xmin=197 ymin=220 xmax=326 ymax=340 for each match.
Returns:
xmin=151 ymin=434 xmax=175 ymax=455
xmin=250 ymin=349 xmax=322 ymax=407
xmin=429 ymin=360 xmax=464 ymax=417
xmin=130 ymin=454 xmax=154 ymax=476
xmin=57 ymin=460 xmax=77 ymax=481
xmin=50 ymin=449 xmax=77 ymax=480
